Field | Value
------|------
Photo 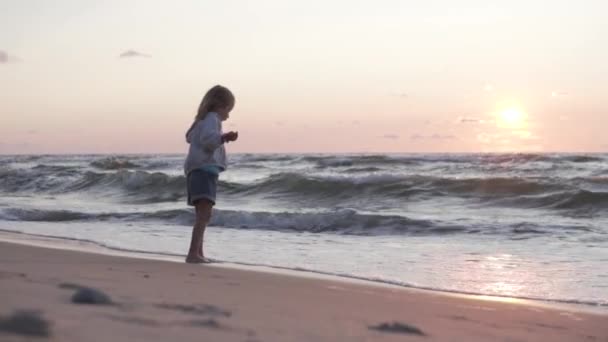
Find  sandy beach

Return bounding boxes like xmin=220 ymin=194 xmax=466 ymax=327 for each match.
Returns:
xmin=0 ymin=233 xmax=605 ymax=341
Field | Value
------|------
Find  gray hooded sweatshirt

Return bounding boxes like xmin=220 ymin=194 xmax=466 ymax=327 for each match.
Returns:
xmin=184 ymin=112 xmax=227 ymax=175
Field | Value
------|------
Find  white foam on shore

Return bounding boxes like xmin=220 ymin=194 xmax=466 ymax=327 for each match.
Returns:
xmin=1 ymin=229 xmax=605 ymax=316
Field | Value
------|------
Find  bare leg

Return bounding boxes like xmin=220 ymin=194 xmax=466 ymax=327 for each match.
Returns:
xmin=186 ymin=200 xmax=212 ymax=263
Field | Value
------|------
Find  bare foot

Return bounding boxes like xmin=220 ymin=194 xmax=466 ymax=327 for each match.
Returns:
xmin=185 ymin=255 xmax=206 ymax=264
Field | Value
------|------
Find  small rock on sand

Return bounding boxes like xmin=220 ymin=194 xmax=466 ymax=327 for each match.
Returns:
xmin=72 ymin=287 xmax=113 ymax=305
xmin=0 ymin=310 xmax=51 ymax=337
xmin=369 ymin=321 xmax=426 ymax=336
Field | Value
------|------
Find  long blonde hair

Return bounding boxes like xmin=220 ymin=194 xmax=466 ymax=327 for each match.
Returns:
xmin=186 ymin=85 xmax=235 ymax=137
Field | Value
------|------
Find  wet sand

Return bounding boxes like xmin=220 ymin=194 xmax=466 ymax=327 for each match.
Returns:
xmin=0 ymin=237 xmax=606 ymax=341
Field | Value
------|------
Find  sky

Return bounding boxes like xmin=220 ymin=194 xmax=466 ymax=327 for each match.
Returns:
xmin=1 ymin=0 xmax=607 ymax=154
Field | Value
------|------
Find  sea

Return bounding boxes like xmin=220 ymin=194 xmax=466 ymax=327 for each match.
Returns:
xmin=0 ymin=153 xmax=606 ymax=309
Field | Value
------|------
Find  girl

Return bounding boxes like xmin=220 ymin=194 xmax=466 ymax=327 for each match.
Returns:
xmin=184 ymin=85 xmax=238 ymax=263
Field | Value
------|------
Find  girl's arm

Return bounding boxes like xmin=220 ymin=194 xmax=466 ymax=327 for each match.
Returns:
xmin=199 ymin=115 xmax=223 ymax=152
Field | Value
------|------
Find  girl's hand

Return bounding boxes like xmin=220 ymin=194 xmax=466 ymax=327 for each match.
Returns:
xmin=222 ymin=131 xmax=239 ymax=143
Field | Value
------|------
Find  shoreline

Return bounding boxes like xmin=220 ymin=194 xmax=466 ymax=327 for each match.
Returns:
xmin=1 ymin=230 xmax=606 ymax=316
xmin=1 ymin=239 xmax=607 ymax=341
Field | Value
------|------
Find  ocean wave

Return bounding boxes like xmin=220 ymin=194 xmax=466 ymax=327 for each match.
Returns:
xmin=219 ymin=173 xmax=412 ymax=200
xmin=493 ymin=190 xmax=608 ymax=213
xmin=90 ymin=157 xmax=141 ymax=170
xmin=1 ymin=165 xmax=595 ymax=206
xmin=303 ymin=155 xmax=421 ymax=168
xmin=478 ymin=153 xmax=549 ymax=164
xmin=429 ymin=176 xmax=558 ymax=195
xmin=220 ymin=173 xmax=562 ymax=199
xmin=64 ymin=170 xmax=186 ymax=203
xmin=237 ymin=154 xmax=295 ymax=163
xmin=1 ymin=154 xmax=606 ymax=209
xmin=32 ymin=164 xmax=78 ymax=172
xmin=221 ymin=173 xmax=608 ymax=212
xmin=0 ymin=207 xmax=462 ymax=235
xmin=302 ymin=153 xmax=550 ymax=167
xmin=0 ymin=208 xmax=192 ymax=224
xmin=265 ymin=153 xmax=605 ymax=170
xmin=210 ymin=209 xmax=453 ymax=235
xmin=577 ymin=176 xmax=608 ymax=185
xmin=561 ymin=155 xmax=604 ymax=163
xmin=509 ymin=222 xmax=592 ymax=234
xmin=477 ymin=153 xmax=604 ymax=164
xmin=342 ymin=167 xmax=384 ymax=173
xmin=0 ymin=155 xmax=44 ymax=164
xmin=237 ymin=154 xmax=415 ymax=168
xmin=3 ymin=206 xmax=596 ymax=237
xmin=0 ymin=166 xmax=78 ymax=192
xmin=1 ymin=208 xmax=107 ymax=221
xmin=0 ymin=166 xmax=186 ymax=202
xmin=545 ymin=190 xmax=608 ymax=210
xmin=230 ymin=163 xmax=269 ymax=170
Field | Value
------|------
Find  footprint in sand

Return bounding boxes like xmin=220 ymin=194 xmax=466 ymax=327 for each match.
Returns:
xmin=154 ymin=303 xmax=232 ymax=318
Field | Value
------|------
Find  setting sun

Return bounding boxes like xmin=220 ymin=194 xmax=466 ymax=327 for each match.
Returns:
xmin=498 ymin=107 xmax=526 ymax=127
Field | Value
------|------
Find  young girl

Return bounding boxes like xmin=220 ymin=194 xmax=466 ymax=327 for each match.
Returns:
xmin=184 ymin=85 xmax=238 ymax=263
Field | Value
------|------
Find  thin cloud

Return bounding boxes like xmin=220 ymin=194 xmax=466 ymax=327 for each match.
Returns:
xmin=118 ymin=50 xmax=151 ymax=58
xmin=411 ymin=134 xmax=456 ymax=140
xmin=380 ymin=134 xmax=400 ymax=140
xmin=458 ymin=116 xmax=483 ymax=124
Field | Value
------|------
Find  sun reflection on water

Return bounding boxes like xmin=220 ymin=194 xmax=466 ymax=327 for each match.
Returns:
xmin=469 ymin=253 xmax=533 ymax=299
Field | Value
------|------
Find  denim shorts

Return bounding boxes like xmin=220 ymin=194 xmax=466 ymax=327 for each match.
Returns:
xmin=186 ymin=169 xmax=218 ymax=206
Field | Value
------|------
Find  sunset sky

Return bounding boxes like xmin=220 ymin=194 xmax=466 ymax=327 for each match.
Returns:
xmin=1 ymin=0 xmax=607 ymax=154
